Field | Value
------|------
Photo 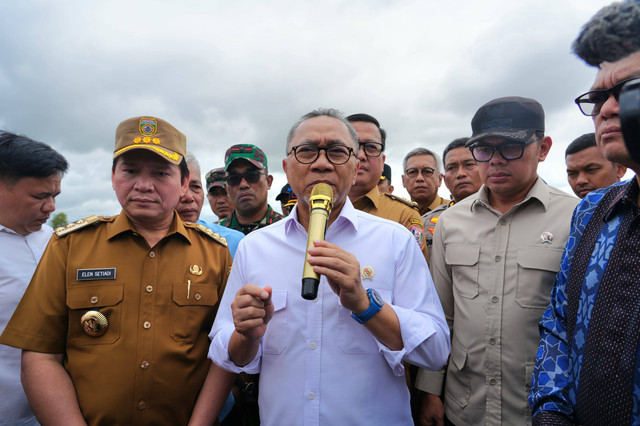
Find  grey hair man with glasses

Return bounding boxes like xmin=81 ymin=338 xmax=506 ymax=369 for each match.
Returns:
xmin=416 ymin=97 xmax=578 ymax=426
xmin=402 ymin=148 xmax=450 ymax=217
xmin=530 ymin=2 xmax=640 ymax=425
xmin=346 ymin=113 xmax=429 ymax=260
xmin=193 ymin=108 xmax=450 ymax=426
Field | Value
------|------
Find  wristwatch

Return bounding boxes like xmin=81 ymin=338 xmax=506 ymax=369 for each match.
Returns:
xmin=351 ymin=288 xmax=384 ymax=324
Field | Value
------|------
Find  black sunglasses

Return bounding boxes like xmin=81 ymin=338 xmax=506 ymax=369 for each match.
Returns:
xmin=225 ymin=170 xmax=266 ymax=186
xmin=574 ymin=78 xmax=638 ymax=116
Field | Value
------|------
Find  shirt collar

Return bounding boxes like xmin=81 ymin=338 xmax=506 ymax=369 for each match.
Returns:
xmin=107 ymin=210 xmax=191 ymax=243
xmin=285 ymin=197 xmax=359 ymax=236
xmin=352 ymin=185 xmax=382 ymax=210
xmin=471 ymin=176 xmax=549 ymax=213
xmin=604 ymin=179 xmax=639 ymax=221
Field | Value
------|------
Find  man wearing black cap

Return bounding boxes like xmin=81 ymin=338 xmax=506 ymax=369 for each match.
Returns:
xmin=417 ymin=98 xmax=578 ymax=425
xmin=0 ymin=117 xmax=234 ymax=425
xmin=530 ymin=2 xmax=640 ymax=424
xmin=275 ymin=183 xmax=297 ymax=216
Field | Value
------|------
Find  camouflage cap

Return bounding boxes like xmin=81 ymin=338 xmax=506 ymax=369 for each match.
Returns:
xmin=225 ymin=144 xmax=268 ymax=171
xmin=114 ymin=116 xmax=186 ymax=165
xmin=205 ymin=167 xmax=226 ymax=191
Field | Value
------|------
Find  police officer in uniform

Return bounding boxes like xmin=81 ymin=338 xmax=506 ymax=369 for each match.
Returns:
xmin=346 ymin=113 xmax=427 ymax=258
xmin=0 ymin=116 xmax=234 ymax=425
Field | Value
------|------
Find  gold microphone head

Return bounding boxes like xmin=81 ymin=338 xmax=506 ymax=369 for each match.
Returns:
xmin=309 ymin=183 xmax=333 ymax=211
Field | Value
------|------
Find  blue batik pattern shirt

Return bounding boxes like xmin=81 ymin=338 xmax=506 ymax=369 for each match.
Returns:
xmin=529 ymin=179 xmax=640 ymax=423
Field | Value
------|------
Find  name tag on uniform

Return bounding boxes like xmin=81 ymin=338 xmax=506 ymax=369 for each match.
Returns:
xmin=76 ymin=268 xmax=117 ymax=281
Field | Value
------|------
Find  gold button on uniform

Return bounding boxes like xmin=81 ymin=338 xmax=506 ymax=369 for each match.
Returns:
xmin=149 ymin=251 xmax=155 ymax=258
xmin=145 ymin=285 xmax=153 ymax=293
xmin=194 ymin=293 xmax=202 ymax=301
xmin=90 ymin=296 xmax=99 ymax=304
xmin=138 ymin=401 xmax=146 ymax=410
xmin=141 ymin=361 xmax=149 ymax=370
xmin=143 ymin=321 xmax=151 ymax=329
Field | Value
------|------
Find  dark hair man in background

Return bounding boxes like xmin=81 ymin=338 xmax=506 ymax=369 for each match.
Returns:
xmin=565 ymin=132 xmax=626 ymax=198
xmin=378 ymin=163 xmax=394 ymax=194
xmin=205 ymin=167 xmax=234 ymax=222
xmin=0 ymin=131 xmax=68 ymax=425
xmin=530 ymin=2 xmax=640 ymax=424
xmin=347 ymin=113 xmax=428 ymax=259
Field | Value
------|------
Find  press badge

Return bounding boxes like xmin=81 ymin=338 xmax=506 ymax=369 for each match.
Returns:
xmin=76 ymin=268 xmax=117 ymax=281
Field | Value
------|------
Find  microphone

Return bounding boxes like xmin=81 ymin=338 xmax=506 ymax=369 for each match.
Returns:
xmin=301 ymin=183 xmax=334 ymax=300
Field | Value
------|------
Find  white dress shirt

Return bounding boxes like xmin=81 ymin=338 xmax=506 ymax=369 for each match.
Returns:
xmin=209 ymin=198 xmax=450 ymax=426
xmin=0 ymin=224 xmax=52 ymax=426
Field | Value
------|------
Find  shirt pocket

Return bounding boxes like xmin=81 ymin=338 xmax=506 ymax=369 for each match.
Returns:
xmin=263 ymin=290 xmax=288 ymax=355
xmin=445 ymin=244 xmax=480 ymax=299
xmin=515 ymin=247 xmax=563 ymax=309
xmin=66 ymin=283 xmax=124 ymax=345
xmin=171 ymin=282 xmax=219 ymax=342
xmin=337 ymin=289 xmax=392 ymax=354
xmin=445 ymin=336 xmax=471 ymax=408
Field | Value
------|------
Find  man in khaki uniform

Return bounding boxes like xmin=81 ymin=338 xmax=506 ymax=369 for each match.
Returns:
xmin=347 ymin=113 xmax=427 ymax=258
xmin=0 ymin=116 xmax=233 ymax=425
xmin=402 ymin=148 xmax=450 ymax=217
xmin=416 ymin=97 xmax=579 ymax=426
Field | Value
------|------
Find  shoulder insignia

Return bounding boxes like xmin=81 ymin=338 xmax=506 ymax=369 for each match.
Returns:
xmin=55 ymin=215 xmax=102 ymax=237
xmin=195 ymin=223 xmax=228 ymax=247
xmin=385 ymin=193 xmax=419 ymax=210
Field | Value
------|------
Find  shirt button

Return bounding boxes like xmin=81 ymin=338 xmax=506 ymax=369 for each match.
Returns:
xmin=310 ymin=342 xmax=317 ymax=350
xmin=494 ymin=255 xmax=501 ymax=262
xmin=194 ymin=293 xmax=202 ymax=301
xmin=143 ymin=321 xmax=151 ymax=329
xmin=489 ymin=338 xmax=496 ymax=345
xmin=500 ymin=219 xmax=506 ymax=226
xmin=138 ymin=401 xmax=146 ymax=410
xmin=490 ymin=379 xmax=497 ymax=386
xmin=90 ymin=296 xmax=99 ymax=304
xmin=141 ymin=361 xmax=149 ymax=370
xmin=492 ymin=296 xmax=499 ymax=303
xmin=146 ymin=285 xmax=154 ymax=293
xmin=308 ymin=392 xmax=315 ymax=400
xmin=149 ymin=251 xmax=155 ymax=258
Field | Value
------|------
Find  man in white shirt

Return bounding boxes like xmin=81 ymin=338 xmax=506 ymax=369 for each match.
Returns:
xmin=196 ymin=108 xmax=450 ymax=426
xmin=0 ymin=130 xmax=68 ymax=426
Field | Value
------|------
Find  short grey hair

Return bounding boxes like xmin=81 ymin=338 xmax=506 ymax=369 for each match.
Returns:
xmin=286 ymin=108 xmax=359 ymax=154
xmin=185 ymin=151 xmax=201 ymax=176
xmin=402 ymin=147 xmax=442 ymax=174
xmin=573 ymin=1 xmax=640 ymax=67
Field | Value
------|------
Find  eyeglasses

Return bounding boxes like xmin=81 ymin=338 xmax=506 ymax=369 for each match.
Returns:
xmin=289 ymin=144 xmax=354 ymax=165
xmin=469 ymin=137 xmax=541 ymax=162
xmin=358 ymin=142 xmax=384 ymax=157
xmin=225 ymin=170 xmax=267 ymax=186
xmin=574 ymin=78 xmax=638 ymax=116
xmin=404 ymin=167 xmax=435 ymax=179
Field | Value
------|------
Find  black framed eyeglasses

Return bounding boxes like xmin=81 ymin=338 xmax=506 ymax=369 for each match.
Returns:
xmin=358 ymin=142 xmax=384 ymax=157
xmin=404 ymin=167 xmax=435 ymax=179
xmin=225 ymin=170 xmax=267 ymax=186
xmin=289 ymin=144 xmax=354 ymax=165
xmin=574 ymin=78 xmax=638 ymax=116
xmin=469 ymin=137 xmax=541 ymax=162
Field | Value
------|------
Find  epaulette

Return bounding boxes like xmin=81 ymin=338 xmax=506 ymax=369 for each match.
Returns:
xmin=194 ymin=223 xmax=228 ymax=247
xmin=55 ymin=215 xmax=105 ymax=237
xmin=385 ymin=193 xmax=419 ymax=210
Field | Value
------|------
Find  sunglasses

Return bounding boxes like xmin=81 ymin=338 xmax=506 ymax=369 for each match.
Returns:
xmin=574 ymin=78 xmax=638 ymax=116
xmin=225 ymin=170 xmax=266 ymax=186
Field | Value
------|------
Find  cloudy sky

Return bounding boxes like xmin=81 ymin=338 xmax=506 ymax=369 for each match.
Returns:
xmin=0 ymin=0 xmax=622 ymax=224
